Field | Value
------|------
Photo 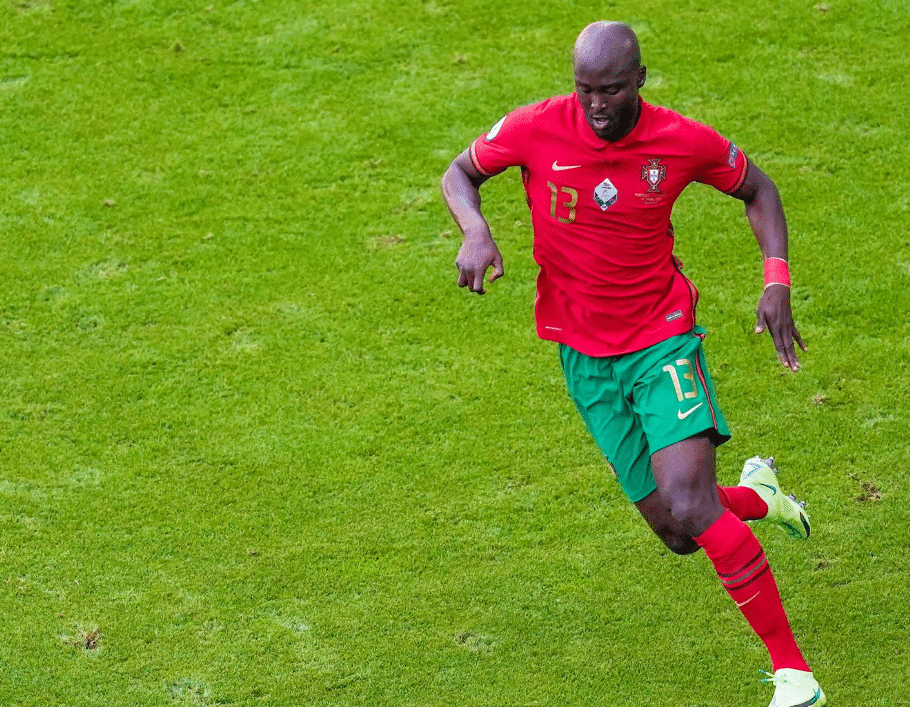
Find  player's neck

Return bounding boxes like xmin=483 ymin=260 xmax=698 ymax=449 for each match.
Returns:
xmin=607 ymin=98 xmax=643 ymax=143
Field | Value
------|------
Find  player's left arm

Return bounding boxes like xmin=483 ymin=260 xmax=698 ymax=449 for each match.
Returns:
xmin=729 ymin=161 xmax=807 ymax=372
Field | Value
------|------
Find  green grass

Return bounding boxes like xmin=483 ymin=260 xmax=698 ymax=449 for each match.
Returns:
xmin=1 ymin=0 xmax=909 ymax=704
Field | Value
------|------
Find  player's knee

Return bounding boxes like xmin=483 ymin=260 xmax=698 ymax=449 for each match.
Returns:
xmin=655 ymin=528 xmax=699 ymax=555
xmin=669 ymin=499 xmax=714 ymax=538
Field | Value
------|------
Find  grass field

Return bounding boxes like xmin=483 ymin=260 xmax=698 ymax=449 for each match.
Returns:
xmin=1 ymin=1 xmax=909 ymax=705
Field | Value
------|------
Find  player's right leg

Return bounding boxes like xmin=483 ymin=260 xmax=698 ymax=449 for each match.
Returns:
xmin=738 ymin=456 xmax=811 ymax=539
xmin=716 ymin=483 xmax=769 ymax=521
xmin=715 ymin=457 xmax=812 ymax=541
xmin=559 ymin=343 xmax=698 ymax=553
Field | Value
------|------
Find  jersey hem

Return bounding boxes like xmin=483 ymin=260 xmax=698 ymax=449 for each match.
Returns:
xmin=541 ymin=320 xmax=695 ymax=358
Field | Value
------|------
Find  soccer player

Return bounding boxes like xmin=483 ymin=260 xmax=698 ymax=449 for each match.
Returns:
xmin=440 ymin=21 xmax=826 ymax=707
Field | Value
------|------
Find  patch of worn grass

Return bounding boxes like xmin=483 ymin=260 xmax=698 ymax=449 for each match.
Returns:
xmin=62 ymin=626 xmax=102 ymax=652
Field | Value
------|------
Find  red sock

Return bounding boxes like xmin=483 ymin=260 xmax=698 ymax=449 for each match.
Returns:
xmin=717 ymin=485 xmax=768 ymax=521
xmin=696 ymin=510 xmax=810 ymax=672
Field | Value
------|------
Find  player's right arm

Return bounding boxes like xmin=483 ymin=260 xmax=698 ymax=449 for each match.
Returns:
xmin=441 ymin=148 xmax=504 ymax=295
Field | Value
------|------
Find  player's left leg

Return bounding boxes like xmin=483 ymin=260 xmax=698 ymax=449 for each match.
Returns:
xmin=634 ymin=489 xmax=699 ymax=555
xmin=628 ymin=329 xmax=825 ymax=704
xmin=623 ymin=327 xmax=802 ymax=530
xmin=651 ymin=436 xmax=825 ymax=706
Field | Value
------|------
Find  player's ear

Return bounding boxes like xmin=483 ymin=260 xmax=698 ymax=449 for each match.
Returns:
xmin=638 ymin=65 xmax=647 ymax=88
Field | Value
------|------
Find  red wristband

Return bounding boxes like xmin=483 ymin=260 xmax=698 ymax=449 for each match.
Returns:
xmin=764 ymin=257 xmax=791 ymax=289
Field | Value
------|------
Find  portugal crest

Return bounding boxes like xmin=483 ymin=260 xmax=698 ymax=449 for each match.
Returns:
xmin=641 ymin=158 xmax=667 ymax=193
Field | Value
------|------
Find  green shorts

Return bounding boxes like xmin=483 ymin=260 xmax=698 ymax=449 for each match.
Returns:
xmin=559 ymin=326 xmax=730 ymax=503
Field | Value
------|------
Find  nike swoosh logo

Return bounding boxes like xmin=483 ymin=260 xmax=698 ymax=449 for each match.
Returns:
xmin=552 ymin=161 xmax=581 ymax=171
xmin=793 ymin=689 xmax=822 ymax=707
xmin=677 ymin=403 xmax=703 ymax=420
xmin=757 ymin=482 xmax=778 ymax=496
xmin=735 ymin=591 xmax=760 ymax=608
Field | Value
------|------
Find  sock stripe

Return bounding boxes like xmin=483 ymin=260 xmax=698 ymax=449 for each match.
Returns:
xmin=721 ymin=558 xmax=768 ymax=587
xmin=725 ymin=559 xmax=770 ymax=591
xmin=696 ymin=510 xmax=810 ymax=673
xmin=719 ymin=551 xmax=769 ymax=589
xmin=718 ymin=548 xmax=764 ymax=579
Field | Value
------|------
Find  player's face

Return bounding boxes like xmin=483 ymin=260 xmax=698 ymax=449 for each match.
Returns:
xmin=574 ymin=63 xmax=646 ymax=142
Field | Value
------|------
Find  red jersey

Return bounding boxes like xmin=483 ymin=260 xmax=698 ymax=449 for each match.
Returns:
xmin=470 ymin=96 xmax=748 ymax=356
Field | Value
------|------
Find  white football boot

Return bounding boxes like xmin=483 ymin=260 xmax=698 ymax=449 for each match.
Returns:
xmin=762 ymin=668 xmax=827 ymax=706
xmin=739 ymin=456 xmax=811 ymax=540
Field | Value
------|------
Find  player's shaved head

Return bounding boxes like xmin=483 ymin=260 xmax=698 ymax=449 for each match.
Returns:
xmin=574 ymin=21 xmax=641 ymax=74
xmin=572 ymin=22 xmax=646 ymax=141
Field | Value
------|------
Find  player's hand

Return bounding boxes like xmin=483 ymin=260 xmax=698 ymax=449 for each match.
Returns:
xmin=755 ymin=284 xmax=807 ymax=371
xmin=455 ymin=233 xmax=504 ymax=295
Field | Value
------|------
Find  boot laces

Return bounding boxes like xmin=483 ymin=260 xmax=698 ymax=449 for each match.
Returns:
xmin=760 ymin=669 xmax=786 ymax=686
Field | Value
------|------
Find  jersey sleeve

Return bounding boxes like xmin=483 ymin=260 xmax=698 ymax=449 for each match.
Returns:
xmin=469 ymin=103 xmax=539 ymax=177
xmin=690 ymin=122 xmax=749 ymax=194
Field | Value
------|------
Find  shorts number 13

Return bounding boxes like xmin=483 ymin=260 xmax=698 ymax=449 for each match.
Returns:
xmin=662 ymin=358 xmax=699 ymax=402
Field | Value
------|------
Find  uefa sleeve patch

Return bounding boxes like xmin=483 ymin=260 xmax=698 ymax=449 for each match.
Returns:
xmin=728 ymin=144 xmax=740 ymax=169
xmin=485 ymin=116 xmax=506 ymax=141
